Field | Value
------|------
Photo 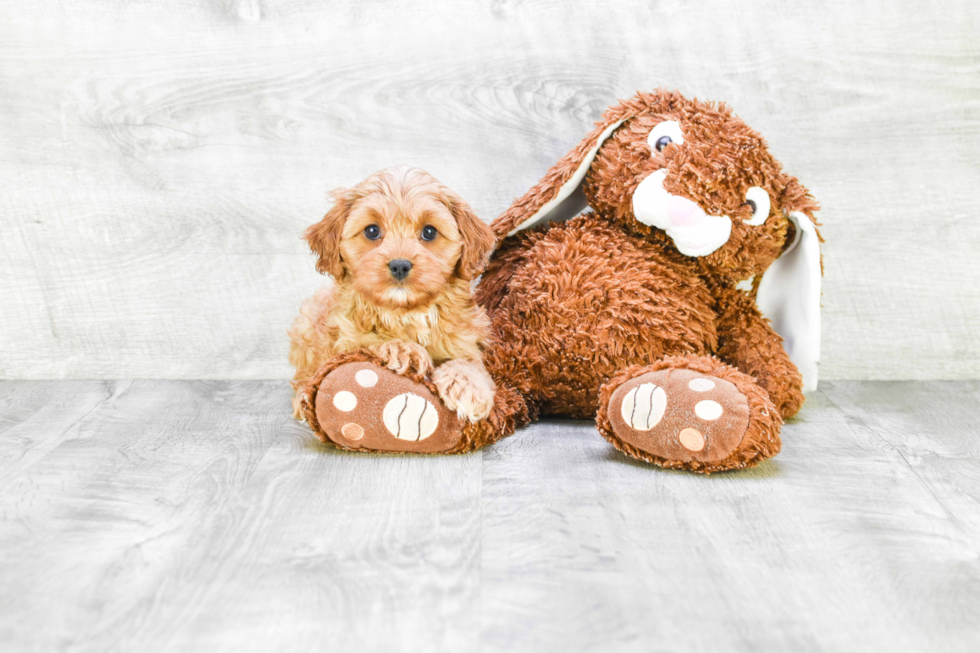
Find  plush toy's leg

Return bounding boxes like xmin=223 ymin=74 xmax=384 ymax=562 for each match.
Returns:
xmin=596 ymin=354 xmax=782 ymax=473
xmin=299 ymin=350 xmax=527 ymax=455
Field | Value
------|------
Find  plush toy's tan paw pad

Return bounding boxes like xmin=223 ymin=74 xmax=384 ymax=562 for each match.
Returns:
xmin=314 ymin=362 xmax=462 ymax=453
xmin=608 ymin=369 xmax=750 ymax=463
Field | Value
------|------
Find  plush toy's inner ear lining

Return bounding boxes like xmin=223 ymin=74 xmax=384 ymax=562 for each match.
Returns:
xmin=756 ymin=210 xmax=821 ymax=393
xmin=506 ymin=118 xmax=627 ymax=237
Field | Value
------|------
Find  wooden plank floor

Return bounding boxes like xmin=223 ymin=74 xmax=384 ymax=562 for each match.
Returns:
xmin=0 ymin=380 xmax=978 ymax=652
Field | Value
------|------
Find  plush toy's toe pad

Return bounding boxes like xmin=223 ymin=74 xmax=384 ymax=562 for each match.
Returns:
xmin=314 ymin=362 xmax=463 ymax=453
xmin=608 ymin=368 xmax=750 ymax=464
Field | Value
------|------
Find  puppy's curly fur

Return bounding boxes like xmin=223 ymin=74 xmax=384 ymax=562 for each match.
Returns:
xmin=289 ymin=166 xmax=497 ymax=422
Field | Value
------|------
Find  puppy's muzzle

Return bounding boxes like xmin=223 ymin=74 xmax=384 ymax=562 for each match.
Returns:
xmin=388 ymin=259 xmax=413 ymax=281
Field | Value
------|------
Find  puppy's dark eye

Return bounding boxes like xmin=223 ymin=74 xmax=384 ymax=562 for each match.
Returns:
xmin=364 ymin=224 xmax=381 ymax=240
xmin=655 ymin=135 xmax=672 ymax=152
xmin=421 ymin=225 xmax=438 ymax=241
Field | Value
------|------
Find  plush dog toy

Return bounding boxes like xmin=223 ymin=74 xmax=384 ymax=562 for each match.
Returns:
xmin=476 ymin=89 xmax=822 ymax=473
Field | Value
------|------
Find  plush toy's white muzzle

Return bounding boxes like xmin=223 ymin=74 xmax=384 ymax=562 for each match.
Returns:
xmin=631 ymin=169 xmax=733 ymax=257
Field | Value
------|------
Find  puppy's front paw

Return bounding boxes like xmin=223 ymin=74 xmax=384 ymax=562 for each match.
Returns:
xmin=432 ymin=359 xmax=496 ymax=423
xmin=372 ymin=340 xmax=434 ymax=377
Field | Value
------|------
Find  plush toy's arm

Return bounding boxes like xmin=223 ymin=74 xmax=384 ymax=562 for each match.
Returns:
xmin=712 ymin=285 xmax=805 ymax=419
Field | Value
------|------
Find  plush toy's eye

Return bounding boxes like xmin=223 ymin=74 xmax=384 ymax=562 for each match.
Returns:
xmin=647 ymin=121 xmax=684 ymax=153
xmin=364 ymin=224 xmax=382 ymax=240
xmin=742 ymin=187 xmax=771 ymax=226
xmin=421 ymin=225 xmax=438 ymax=241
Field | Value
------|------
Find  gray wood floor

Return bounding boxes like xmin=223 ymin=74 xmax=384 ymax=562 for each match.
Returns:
xmin=0 ymin=380 xmax=978 ymax=652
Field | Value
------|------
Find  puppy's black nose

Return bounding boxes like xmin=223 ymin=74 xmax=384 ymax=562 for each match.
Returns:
xmin=388 ymin=259 xmax=413 ymax=280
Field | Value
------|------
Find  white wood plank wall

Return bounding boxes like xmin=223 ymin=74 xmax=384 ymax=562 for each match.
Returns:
xmin=1 ymin=0 xmax=978 ymax=379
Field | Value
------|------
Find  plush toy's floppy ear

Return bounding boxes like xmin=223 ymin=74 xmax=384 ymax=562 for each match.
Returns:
xmin=305 ymin=189 xmax=352 ymax=279
xmin=756 ymin=210 xmax=822 ymax=393
xmin=492 ymin=116 xmax=628 ymax=241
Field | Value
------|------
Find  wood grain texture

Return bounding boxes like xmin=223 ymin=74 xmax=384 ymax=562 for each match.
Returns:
xmin=1 ymin=0 xmax=979 ymax=380
xmin=1 ymin=380 xmax=979 ymax=651
xmin=0 ymin=380 xmax=483 ymax=652
xmin=482 ymin=385 xmax=980 ymax=652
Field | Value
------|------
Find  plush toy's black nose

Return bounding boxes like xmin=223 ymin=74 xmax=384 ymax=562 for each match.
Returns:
xmin=388 ymin=259 xmax=413 ymax=280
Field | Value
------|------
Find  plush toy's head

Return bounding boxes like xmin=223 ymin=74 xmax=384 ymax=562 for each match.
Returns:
xmin=494 ymin=89 xmax=823 ymax=390
xmin=584 ymin=93 xmax=819 ymax=282
xmin=497 ymin=89 xmax=819 ymax=281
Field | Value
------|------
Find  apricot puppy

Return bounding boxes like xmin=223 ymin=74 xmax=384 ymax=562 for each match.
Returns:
xmin=289 ymin=166 xmax=497 ymax=423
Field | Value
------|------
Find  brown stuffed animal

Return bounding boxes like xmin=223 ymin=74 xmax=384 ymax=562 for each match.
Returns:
xmin=475 ymin=89 xmax=822 ymax=473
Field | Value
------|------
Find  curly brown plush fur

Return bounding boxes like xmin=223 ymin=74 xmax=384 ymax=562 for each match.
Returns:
xmin=482 ymin=214 xmax=718 ymax=419
xmin=477 ymin=89 xmax=822 ymax=472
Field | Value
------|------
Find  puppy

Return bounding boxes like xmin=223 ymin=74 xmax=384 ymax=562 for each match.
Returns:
xmin=289 ymin=166 xmax=497 ymax=423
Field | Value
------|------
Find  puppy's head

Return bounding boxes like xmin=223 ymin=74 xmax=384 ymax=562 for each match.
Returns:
xmin=305 ymin=166 xmax=494 ymax=309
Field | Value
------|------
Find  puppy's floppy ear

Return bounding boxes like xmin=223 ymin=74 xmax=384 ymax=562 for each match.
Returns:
xmin=756 ymin=176 xmax=823 ymax=393
xmin=447 ymin=194 xmax=495 ymax=281
xmin=305 ymin=188 xmax=353 ymax=279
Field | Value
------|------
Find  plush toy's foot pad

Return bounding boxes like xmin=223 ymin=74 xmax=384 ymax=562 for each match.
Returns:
xmin=313 ymin=362 xmax=463 ymax=454
xmin=607 ymin=368 xmax=750 ymax=464
xmin=598 ymin=357 xmax=782 ymax=473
